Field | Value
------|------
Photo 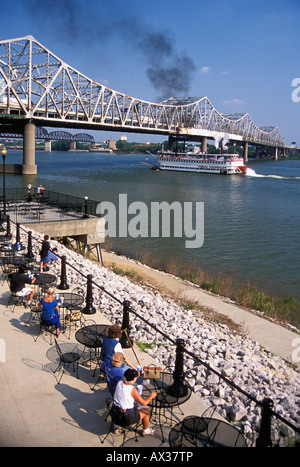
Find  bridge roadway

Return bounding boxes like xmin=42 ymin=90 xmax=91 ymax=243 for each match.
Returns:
xmin=0 ymin=35 xmax=292 ymax=174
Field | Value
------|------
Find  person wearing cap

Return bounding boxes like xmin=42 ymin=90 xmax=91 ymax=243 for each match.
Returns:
xmin=101 ymin=352 xmax=143 ymax=395
xmin=101 ymin=352 xmax=126 ymax=395
xmin=112 ymin=368 xmax=157 ymax=436
xmin=101 ymin=324 xmax=137 ymax=371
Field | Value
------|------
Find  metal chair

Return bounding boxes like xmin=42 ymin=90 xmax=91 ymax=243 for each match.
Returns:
xmin=78 ymin=318 xmax=97 ymax=359
xmin=169 ymin=415 xmax=248 ymax=448
xmin=53 ymin=338 xmax=82 ymax=384
xmin=1 ymin=263 xmax=15 ymax=285
xmin=6 ymin=283 xmax=28 ymax=312
xmin=147 ymin=370 xmax=192 ymax=442
xmin=169 ymin=415 xmax=209 ymax=447
xmin=26 ymin=305 xmax=42 ymax=325
xmin=91 ymin=366 xmax=106 ymax=391
xmin=101 ymin=399 xmax=141 ymax=447
xmin=64 ymin=307 xmax=82 ymax=339
xmin=34 ymin=317 xmax=57 ymax=344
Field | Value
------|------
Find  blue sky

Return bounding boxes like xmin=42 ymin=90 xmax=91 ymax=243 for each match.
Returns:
xmin=1 ymin=0 xmax=300 ymax=144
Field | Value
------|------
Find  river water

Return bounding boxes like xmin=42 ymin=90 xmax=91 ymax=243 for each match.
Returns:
xmin=3 ymin=150 xmax=300 ymax=301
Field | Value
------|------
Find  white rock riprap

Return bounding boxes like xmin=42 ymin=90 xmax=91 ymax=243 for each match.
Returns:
xmin=17 ymin=226 xmax=300 ymax=445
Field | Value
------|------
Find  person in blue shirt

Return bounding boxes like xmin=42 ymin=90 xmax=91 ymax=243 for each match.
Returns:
xmin=40 ymin=287 xmax=61 ymax=336
xmin=101 ymin=352 xmax=126 ymax=395
xmin=48 ymin=248 xmax=59 ymax=263
xmin=40 ymin=246 xmax=60 ymax=272
xmin=100 ymin=324 xmax=137 ymax=371
xmin=102 ymin=352 xmax=143 ymax=395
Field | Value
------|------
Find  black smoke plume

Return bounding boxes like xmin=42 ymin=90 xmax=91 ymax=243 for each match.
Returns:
xmin=28 ymin=0 xmax=196 ymax=100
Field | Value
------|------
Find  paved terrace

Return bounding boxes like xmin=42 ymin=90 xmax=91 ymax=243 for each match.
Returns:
xmin=0 ymin=201 xmax=215 ymax=449
xmin=1 ymin=210 xmax=299 ymax=449
xmin=6 ymin=198 xmax=85 ymax=224
xmin=0 ymin=277 xmax=210 ymax=448
xmin=0 ymin=215 xmax=212 ymax=449
xmin=5 ymin=198 xmax=105 ymax=256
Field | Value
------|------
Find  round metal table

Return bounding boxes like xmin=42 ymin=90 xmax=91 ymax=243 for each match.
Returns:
xmin=33 ymin=273 xmax=56 ymax=286
xmin=56 ymin=292 xmax=84 ymax=309
xmin=144 ymin=372 xmax=192 ymax=410
xmin=56 ymin=292 xmax=85 ymax=337
xmin=169 ymin=416 xmax=247 ymax=447
xmin=75 ymin=324 xmax=110 ymax=375
xmin=75 ymin=324 xmax=109 ymax=349
xmin=143 ymin=372 xmax=192 ymax=443
xmin=1 ymin=256 xmax=34 ymax=266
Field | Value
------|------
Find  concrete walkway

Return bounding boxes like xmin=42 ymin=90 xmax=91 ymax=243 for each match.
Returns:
xmin=0 ymin=279 xmax=209 ymax=448
xmin=1 ymin=250 xmax=299 ymax=448
xmin=102 ymin=251 xmax=300 ymax=369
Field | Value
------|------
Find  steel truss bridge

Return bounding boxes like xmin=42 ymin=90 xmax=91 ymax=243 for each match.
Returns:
xmin=0 ymin=35 xmax=288 ymax=174
xmin=0 ymin=35 xmax=285 ymax=145
xmin=0 ymin=127 xmax=95 ymax=143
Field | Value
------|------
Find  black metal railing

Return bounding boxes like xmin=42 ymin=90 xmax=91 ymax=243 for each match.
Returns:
xmin=0 ymin=186 xmax=102 ymax=221
xmin=4 ymin=215 xmax=300 ymax=447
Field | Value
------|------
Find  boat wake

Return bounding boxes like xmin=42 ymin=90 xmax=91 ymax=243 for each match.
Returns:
xmin=245 ymin=168 xmax=300 ymax=180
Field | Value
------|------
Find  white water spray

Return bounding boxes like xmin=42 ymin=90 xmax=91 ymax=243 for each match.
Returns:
xmin=246 ymin=168 xmax=300 ymax=180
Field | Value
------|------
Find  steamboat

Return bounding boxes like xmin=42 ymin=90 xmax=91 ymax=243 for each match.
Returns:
xmin=145 ymin=148 xmax=250 ymax=175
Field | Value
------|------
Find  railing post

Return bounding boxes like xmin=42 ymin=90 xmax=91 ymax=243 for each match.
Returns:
xmin=167 ymin=338 xmax=188 ymax=397
xmin=57 ymin=255 xmax=69 ymax=290
xmin=83 ymin=196 xmax=89 ymax=218
xmin=6 ymin=215 xmax=10 ymax=236
xmin=256 ymin=398 xmax=274 ymax=447
xmin=27 ymin=183 xmax=32 ymax=202
xmin=119 ymin=300 xmax=131 ymax=348
xmin=25 ymin=231 xmax=34 ymax=258
xmin=82 ymin=274 xmax=96 ymax=314
xmin=15 ymin=222 xmax=21 ymax=245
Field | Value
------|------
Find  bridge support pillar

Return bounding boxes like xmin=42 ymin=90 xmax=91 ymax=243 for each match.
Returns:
xmin=70 ymin=141 xmax=76 ymax=151
xmin=45 ymin=139 xmax=51 ymax=152
xmin=256 ymin=146 xmax=260 ymax=159
xmin=22 ymin=122 xmax=37 ymax=175
xmin=274 ymin=147 xmax=278 ymax=160
xmin=201 ymin=137 xmax=207 ymax=153
xmin=168 ymin=136 xmax=175 ymax=151
xmin=243 ymin=142 xmax=248 ymax=162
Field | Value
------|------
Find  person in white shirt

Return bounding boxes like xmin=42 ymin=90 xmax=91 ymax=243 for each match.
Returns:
xmin=112 ymin=368 xmax=157 ymax=436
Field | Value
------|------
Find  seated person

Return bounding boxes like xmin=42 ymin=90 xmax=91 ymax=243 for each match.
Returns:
xmin=41 ymin=247 xmax=60 ymax=272
xmin=48 ymin=248 xmax=59 ymax=264
xmin=8 ymin=265 xmax=36 ymax=306
xmin=112 ymin=369 xmax=157 ymax=436
xmin=100 ymin=324 xmax=137 ymax=371
xmin=101 ymin=352 xmax=126 ymax=395
xmin=101 ymin=352 xmax=143 ymax=395
xmin=39 ymin=287 xmax=61 ymax=337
